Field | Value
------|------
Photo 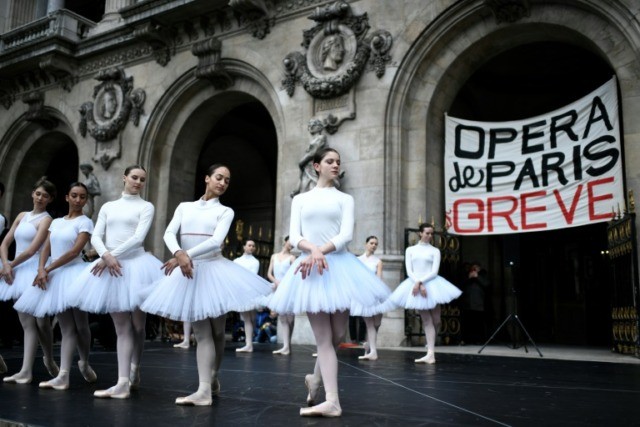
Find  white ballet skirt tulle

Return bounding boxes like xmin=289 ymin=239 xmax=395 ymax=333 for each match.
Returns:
xmin=69 ymin=250 xmax=163 ymax=313
xmin=13 ymin=261 xmax=86 ymax=317
xmin=388 ymin=275 xmax=462 ymax=311
xmin=0 ymin=256 xmax=40 ymax=301
xmin=140 ymin=256 xmax=272 ymax=322
xmin=267 ymin=252 xmax=391 ymax=315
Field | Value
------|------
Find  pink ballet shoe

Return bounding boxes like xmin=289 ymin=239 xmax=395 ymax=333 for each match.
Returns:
xmin=415 ymin=350 xmax=436 ymax=364
xmin=0 ymin=355 xmax=7 ymax=374
xmin=211 ymin=378 xmax=221 ymax=396
xmin=3 ymin=373 xmax=32 ymax=384
xmin=78 ymin=361 xmax=97 ymax=383
xmin=175 ymin=394 xmax=212 ymax=406
xmin=235 ymin=345 xmax=253 ymax=353
xmin=94 ymin=383 xmax=130 ymax=399
xmin=39 ymin=377 xmax=69 ymax=390
xmin=358 ymin=352 xmax=378 ymax=361
xmin=300 ymin=401 xmax=342 ymax=417
xmin=43 ymin=357 xmax=59 ymax=378
xmin=272 ymin=347 xmax=290 ymax=355
xmin=173 ymin=341 xmax=190 ymax=349
xmin=304 ymin=374 xmax=321 ymax=406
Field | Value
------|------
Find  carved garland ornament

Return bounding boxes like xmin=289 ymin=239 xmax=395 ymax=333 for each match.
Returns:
xmin=78 ymin=67 xmax=146 ymax=142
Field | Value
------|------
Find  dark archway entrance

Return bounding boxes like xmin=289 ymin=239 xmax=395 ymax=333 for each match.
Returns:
xmin=195 ymin=101 xmax=277 ymax=275
xmin=12 ymin=131 xmax=78 ymax=219
xmin=450 ymin=41 xmax=615 ymax=346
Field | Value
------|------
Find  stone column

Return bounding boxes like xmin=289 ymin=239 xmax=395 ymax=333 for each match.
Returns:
xmin=103 ymin=0 xmax=131 ymax=22
xmin=46 ymin=0 xmax=64 ymax=14
xmin=9 ymin=0 xmax=38 ymax=29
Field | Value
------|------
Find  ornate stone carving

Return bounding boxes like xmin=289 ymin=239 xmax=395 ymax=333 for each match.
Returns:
xmin=229 ymin=0 xmax=274 ymax=40
xmin=39 ymin=54 xmax=78 ymax=92
xmin=191 ymin=37 xmax=234 ymax=90
xmin=78 ymin=67 xmax=145 ymax=169
xmin=132 ymin=22 xmax=177 ymax=67
xmin=282 ymin=0 xmax=392 ymax=100
xmin=22 ymin=91 xmax=58 ymax=129
xmin=367 ymin=30 xmax=393 ymax=78
xmin=0 ymin=90 xmax=14 ymax=110
xmin=486 ymin=0 xmax=531 ymax=23
xmin=291 ymin=118 xmax=345 ymax=197
xmin=80 ymin=163 xmax=101 ymax=219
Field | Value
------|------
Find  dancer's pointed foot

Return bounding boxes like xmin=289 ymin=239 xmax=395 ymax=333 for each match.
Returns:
xmin=235 ymin=345 xmax=253 ymax=353
xmin=173 ymin=341 xmax=190 ymax=349
xmin=94 ymin=380 xmax=130 ymax=399
xmin=3 ymin=372 xmax=32 ymax=384
xmin=358 ymin=352 xmax=378 ymax=361
xmin=415 ymin=350 xmax=436 ymax=364
xmin=300 ymin=400 xmax=342 ymax=417
xmin=272 ymin=347 xmax=290 ymax=355
xmin=304 ymin=374 xmax=321 ymax=406
xmin=43 ymin=357 xmax=59 ymax=377
xmin=78 ymin=360 xmax=97 ymax=383
xmin=39 ymin=375 xmax=69 ymax=390
xmin=129 ymin=365 xmax=140 ymax=390
xmin=0 ymin=355 xmax=7 ymax=374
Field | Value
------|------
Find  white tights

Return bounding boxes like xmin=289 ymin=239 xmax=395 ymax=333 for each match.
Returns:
xmin=418 ymin=306 xmax=441 ymax=352
xmin=15 ymin=311 xmax=56 ymax=379
xmin=307 ymin=311 xmax=349 ymax=397
xmin=279 ymin=314 xmax=295 ymax=350
xmin=57 ymin=309 xmax=92 ymax=372
xmin=110 ymin=309 xmax=146 ymax=380
xmin=363 ymin=314 xmax=382 ymax=356
xmin=239 ymin=311 xmax=255 ymax=346
xmin=185 ymin=316 xmax=226 ymax=400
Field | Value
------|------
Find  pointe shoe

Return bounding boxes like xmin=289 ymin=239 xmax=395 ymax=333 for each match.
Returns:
xmin=272 ymin=348 xmax=290 ymax=355
xmin=304 ymin=374 xmax=321 ymax=406
xmin=235 ymin=345 xmax=253 ymax=353
xmin=39 ymin=377 xmax=69 ymax=391
xmin=358 ymin=352 xmax=378 ymax=361
xmin=173 ymin=341 xmax=190 ymax=349
xmin=3 ymin=373 xmax=32 ymax=384
xmin=415 ymin=351 xmax=436 ymax=364
xmin=129 ymin=369 xmax=141 ymax=390
xmin=43 ymin=357 xmax=59 ymax=378
xmin=0 ymin=355 xmax=7 ymax=374
xmin=94 ymin=384 xmax=130 ymax=399
xmin=175 ymin=394 xmax=213 ymax=406
xmin=211 ymin=378 xmax=221 ymax=396
xmin=78 ymin=361 xmax=97 ymax=383
xmin=300 ymin=401 xmax=342 ymax=417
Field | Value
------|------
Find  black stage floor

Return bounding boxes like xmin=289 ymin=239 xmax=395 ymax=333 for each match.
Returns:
xmin=1 ymin=341 xmax=639 ymax=426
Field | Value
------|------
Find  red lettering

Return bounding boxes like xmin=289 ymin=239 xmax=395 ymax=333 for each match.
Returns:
xmin=587 ymin=177 xmax=615 ymax=220
xmin=553 ymin=184 xmax=583 ymax=224
xmin=520 ymin=191 xmax=547 ymax=230
xmin=453 ymin=199 xmax=484 ymax=233
xmin=487 ymin=196 xmax=518 ymax=232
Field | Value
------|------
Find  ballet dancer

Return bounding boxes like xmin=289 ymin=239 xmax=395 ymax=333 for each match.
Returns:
xmin=1 ymin=177 xmax=59 ymax=384
xmin=140 ymin=164 xmax=272 ymax=406
xmin=15 ymin=182 xmax=98 ymax=390
xmin=233 ymin=239 xmax=260 ymax=353
xmin=356 ymin=235 xmax=389 ymax=361
xmin=71 ymin=165 xmax=162 ymax=399
xmin=388 ymin=223 xmax=462 ymax=364
xmin=268 ymin=148 xmax=390 ymax=417
xmin=267 ymin=236 xmax=296 ymax=355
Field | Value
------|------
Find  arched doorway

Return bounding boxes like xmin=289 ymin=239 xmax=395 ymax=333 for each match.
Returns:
xmin=449 ymin=42 xmax=614 ymax=345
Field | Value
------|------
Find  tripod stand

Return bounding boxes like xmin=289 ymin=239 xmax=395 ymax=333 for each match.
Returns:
xmin=478 ymin=275 xmax=543 ymax=357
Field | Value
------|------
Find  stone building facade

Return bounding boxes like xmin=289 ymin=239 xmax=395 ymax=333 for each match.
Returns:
xmin=1 ymin=0 xmax=639 ymax=349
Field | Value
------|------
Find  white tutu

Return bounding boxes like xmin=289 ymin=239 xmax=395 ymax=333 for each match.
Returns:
xmin=140 ymin=256 xmax=273 ymax=322
xmin=14 ymin=261 xmax=87 ymax=317
xmin=0 ymin=256 xmax=40 ymax=301
xmin=388 ymin=275 xmax=462 ymax=310
xmin=69 ymin=252 xmax=163 ymax=313
xmin=267 ymin=252 xmax=390 ymax=315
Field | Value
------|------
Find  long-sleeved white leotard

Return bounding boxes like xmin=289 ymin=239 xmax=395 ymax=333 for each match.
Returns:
xmin=289 ymin=186 xmax=353 ymax=253
xmin=164 ymin=198 xmax=233 ymax=261
xmin=234 ymin=253 xmax=259 ymax=274
xmin=405 ymin=242 xmax=441 ymax=284
xmin=91 ymin=193 xmax=154 ymax=258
